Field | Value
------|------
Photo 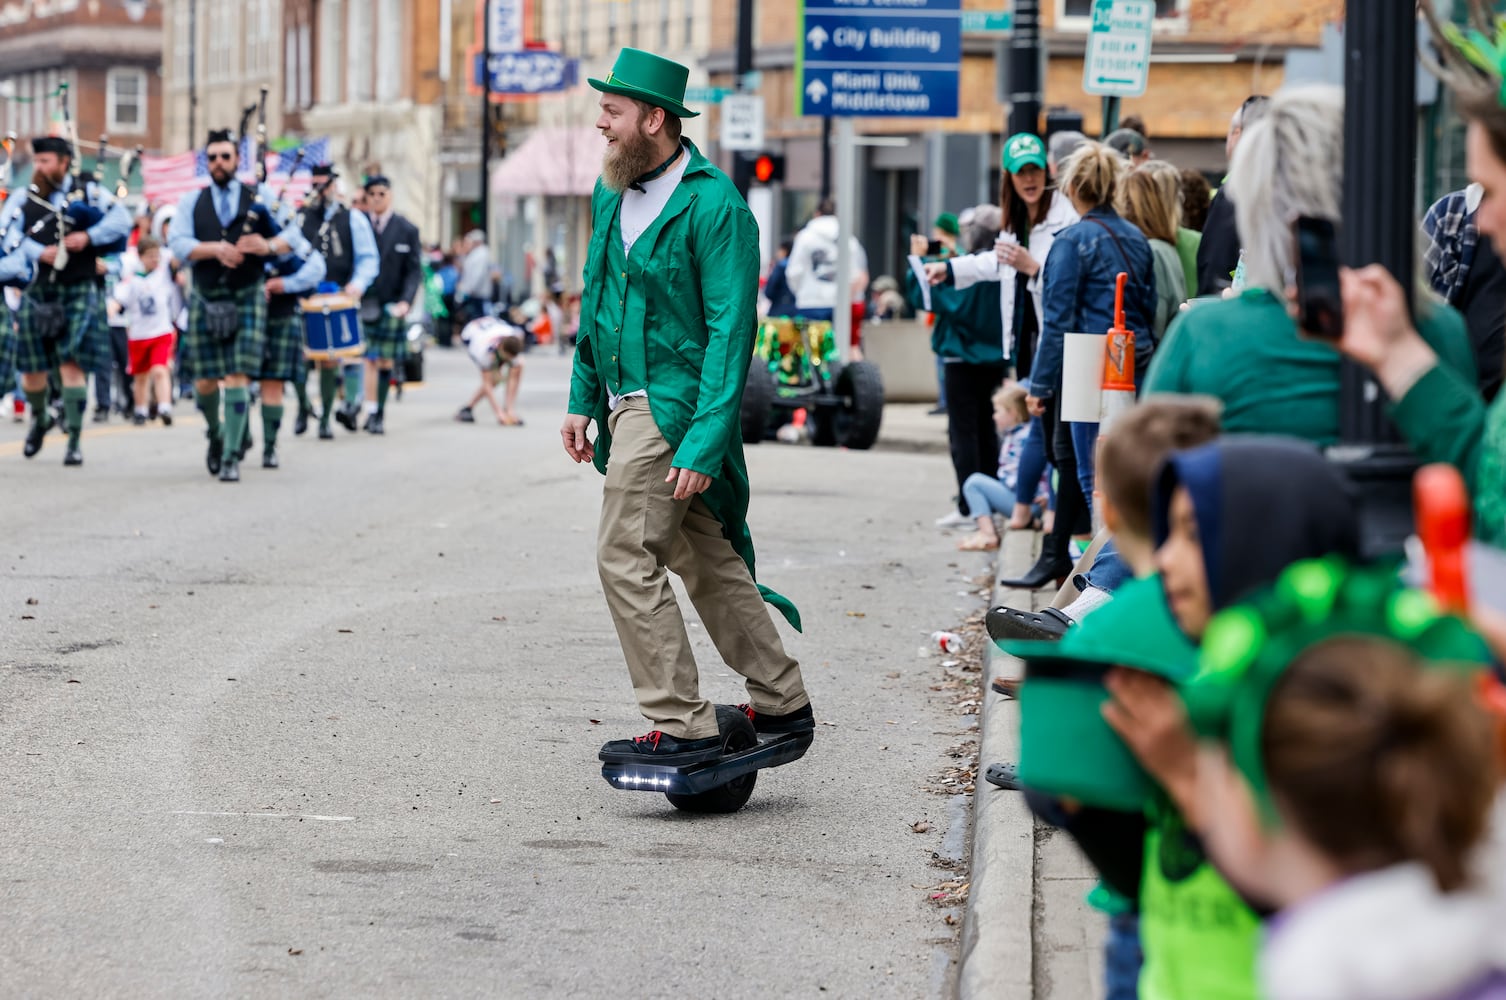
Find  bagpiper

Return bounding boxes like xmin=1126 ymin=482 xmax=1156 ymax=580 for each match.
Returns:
xmin=252 ymin=234 xmax=325 ymax=468
xmin=297 ymin=164 xmax=377 ymax=439
xmin=357 ymin=175 xmax=422 ymax=435
xmin=11 ymin=135 xmax=132 ymax=466
xmin=166 ymin=128 xmax=310 ymax=482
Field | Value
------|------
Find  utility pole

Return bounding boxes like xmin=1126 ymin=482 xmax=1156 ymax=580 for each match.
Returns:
xmin=731 ymin=0 xmax=754 ymax=198
xmin=1334 ymin=0 xmax=1417 ymax=555
xmin=1006 ymin=0 xmax=1042 ymax=137
xmin=819 ymin=115 xmax=832 ymax=202
xmin=480 ymin=0 xmax=492 ymax=236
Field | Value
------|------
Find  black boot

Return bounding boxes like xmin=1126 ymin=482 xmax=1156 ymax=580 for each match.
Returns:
xmin=1000 ymin=551 xmax=1073 ymax=590
xmin=219 ymin=458 xmax=240 ymax=482
xmin=206 ymin=436 xmax=223 ymax=476
xmin=294 ymin=406 xmax=311 ymax=436
xmin=63 ymin=447 xmax=83 ymax=466
xmin=335 ymin=403 xmax=358 ymax=432
xmin=318 ymin=424 xmax=335 ymax=440
xmin=262 ymin=446 xmax=279 ymax=469
xmin=22 ymin=414 xmax=52 ymax=458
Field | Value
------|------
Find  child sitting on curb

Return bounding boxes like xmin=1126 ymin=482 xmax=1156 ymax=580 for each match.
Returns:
xmin=958 ymin=383 xmax=1035 ymax=551
xmin=456 ymin=314 xmax=526 ymax=426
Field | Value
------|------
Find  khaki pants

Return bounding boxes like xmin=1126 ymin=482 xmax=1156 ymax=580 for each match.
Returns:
xmin=598 ymin=398 xmax=808 ymax=739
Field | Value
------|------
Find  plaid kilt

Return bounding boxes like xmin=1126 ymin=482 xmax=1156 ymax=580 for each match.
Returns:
xmin=365 ymin=310 xmax=407 ymax=361
xmin=13 ymin=280 xmax=107 ymax=375
xmin=184 ymin=283 xmax=267 ymax=380
xmin=254 ymin=310 xmax=304 ymax=382
xmin=0 ymin=308 xmax=16 ymax=390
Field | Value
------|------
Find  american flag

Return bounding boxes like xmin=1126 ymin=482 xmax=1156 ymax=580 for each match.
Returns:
xmin=142 ymin=136 xmax=329 ymax=209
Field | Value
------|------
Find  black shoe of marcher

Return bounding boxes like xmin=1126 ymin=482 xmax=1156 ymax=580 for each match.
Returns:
xmin=294 ymin=407 xmax=311 ymax=436
xmin=987 ymin=605 xmax=1074 ymax=644
xmin=132 ymin=413 xmax=147 ymax=426
xmin=335 ymin=404 xmax=358 ymax=432
xmin=92 ymin=406 xmax=109 ymax=423
xmin=455 ymin=406 xmax=475 ymax=423
xmin=369 ymin=413 xmax=385 ymax=435
xmin=983 ymin=762 xmax=1022 ymax=791
xmin=362 ymin=412 xmax=375 ymax=433
xmin=737 ymin=702 xmax=816 ymax=736
xmin=219 ymin=459 xmax=240 ymax=482
xmin=63 ymin=447 xmax=82 ymax=467
xmin=318 ymin=424 xmax=335 ymax=440
xmin=206 ymin=436 xmax=223 ymax=476
xmin=598 ymin=731 xmax=724 ymax=765
xmin=262 ymin=448 xmax=279 ymax=469
xmin=22 ymin=416 xmax=51 ymax=458
xmin=1000 ymin=553 xmax=1073 ymax=591
xmin=160 ymin=410 xmax=173 ymax=427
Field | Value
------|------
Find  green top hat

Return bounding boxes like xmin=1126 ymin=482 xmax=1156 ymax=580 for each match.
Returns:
xmin=589 ymin=48 xmax=701 ymax=120
xmin=1184 ymin=557 xmax=1492 ymax=824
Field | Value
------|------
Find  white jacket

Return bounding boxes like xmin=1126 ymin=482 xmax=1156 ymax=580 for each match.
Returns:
xmin=1261 ymin=794 xmax=1506 ymax=1000
xmin=786 ymin=215 xmax=869 ymax=312
xmin=948 ymin=191 xmax=1078 ymax=360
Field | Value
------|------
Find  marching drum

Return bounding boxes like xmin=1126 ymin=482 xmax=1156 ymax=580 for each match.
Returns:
xmin=300 ymin=292 xmax=364 ymax=360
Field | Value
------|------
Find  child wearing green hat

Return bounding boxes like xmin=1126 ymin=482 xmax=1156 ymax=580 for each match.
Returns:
xmin=1187 ymin=560 xmax=1504 ymax=1000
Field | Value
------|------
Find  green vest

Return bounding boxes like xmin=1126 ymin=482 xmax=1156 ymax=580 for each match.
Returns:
xmin=1138 ymin=804 xmax=1261 ymax=1000
xmin=597 ymin=213 xmax=649 ymax=398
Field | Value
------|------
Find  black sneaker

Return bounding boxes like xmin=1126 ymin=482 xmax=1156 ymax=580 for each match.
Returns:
xmin=62 ymin=447 xmax=82 ymax=467
xmin=92 ymin=406 xmax=109 ymax=423
xmin=598 ymin=731 xmax=723 ymax=765
xmin=318 ymin=424 xmax=335 ymax=440
xmin=455 ymin=407 xmax=475 ymax=423
xmin=369 ymin=413 xmax=385 ymax=435
xmin=219 ymin=459 xmax=240 ymax=483
xmin=335 ymin=404 xmax=358 ymax=432
xmin=132 ymin=412 xmax=147 ymax=426
xmin=738 ymin=702 xmax=815 ymax=736
xmin=262 ymin=448 xmax=279 ymax=469
xmin=159 ymin=410 xmax=173 ymax=427
xmin=23 ymin=415 xmax=52 ymax=458
xmin=294 ymin=407 xmax=311 ymax=436
xmin=206 ymin=436 xmax=223 ymax=476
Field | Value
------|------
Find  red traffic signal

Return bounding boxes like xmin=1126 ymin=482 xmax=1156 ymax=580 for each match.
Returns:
xmin=752 ymin=152 xmax=784 ymax=185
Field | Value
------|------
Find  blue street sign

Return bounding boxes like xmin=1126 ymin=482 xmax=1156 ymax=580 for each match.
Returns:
xmin=474 ymin=50 xmax=578 ymax=95
xmin=797 ymin=0 xmax=962 ymax=118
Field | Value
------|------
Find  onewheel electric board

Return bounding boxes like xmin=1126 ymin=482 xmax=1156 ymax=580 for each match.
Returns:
xmin=599 ymin=705 xmax=813 ymax=813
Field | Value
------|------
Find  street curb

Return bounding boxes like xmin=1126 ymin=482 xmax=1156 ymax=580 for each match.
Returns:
xmin=956 ymin=528 xmax=1040 ymax=1000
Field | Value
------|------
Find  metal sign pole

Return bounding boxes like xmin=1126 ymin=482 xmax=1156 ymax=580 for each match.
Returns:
xmin=833 ymin=117 xmax=855 ymax=365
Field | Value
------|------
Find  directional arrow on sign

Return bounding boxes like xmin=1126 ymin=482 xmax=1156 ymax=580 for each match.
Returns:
xmin=807 ymin=25 xmax=829 ymax=52
xmin=805 ymin=78 xmax=828 ymax=104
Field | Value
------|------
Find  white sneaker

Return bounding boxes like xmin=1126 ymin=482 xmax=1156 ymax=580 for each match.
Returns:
xmin=935 ymin=510 xmax=974 ymax=530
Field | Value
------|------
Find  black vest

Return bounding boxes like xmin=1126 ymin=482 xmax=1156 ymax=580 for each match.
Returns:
xmin=19 ymin=190 xmax=98 ymax=285
xmin=191 ymin=185 xmax=266 ymax=290
xmin=266 ymin=255 xmax=305 ymax=319
xmin=300 ymin=203 xmax=355 ymax=288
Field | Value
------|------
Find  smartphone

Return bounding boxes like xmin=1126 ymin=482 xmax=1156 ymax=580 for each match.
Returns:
xmin=925 ymin=238 xmax=943 ymax=257
xmin=1295 ymin=216 xmax=1343 ymax=340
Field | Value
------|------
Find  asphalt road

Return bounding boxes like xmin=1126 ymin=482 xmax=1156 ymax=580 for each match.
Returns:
xmin=1 ymin=346 xmax=984 ymax=999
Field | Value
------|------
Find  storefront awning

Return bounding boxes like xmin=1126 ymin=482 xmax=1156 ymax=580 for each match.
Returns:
xmin=490 ymin=127 xmax=603 ymax=198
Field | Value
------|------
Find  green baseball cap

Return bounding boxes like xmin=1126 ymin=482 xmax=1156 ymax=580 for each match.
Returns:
xmin=1184 ymin=558 xmax=1493 ymax=823
xmin=934 ymin=212 xmax=959 ymax=237
xmin=1002 ymin=574 xmax=1197 ymax=812
xmin=589 ymin=47 xmax=701 ymax=119
xmin=1001 ymin=132 xmax=1047 ymax=174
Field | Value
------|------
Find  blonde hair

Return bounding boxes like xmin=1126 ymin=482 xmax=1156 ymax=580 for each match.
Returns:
xmin=1226 ymin=85 xmax=1344 ymax=294
xmin=1117 ymin=169 xmax=1179 ymax=244
xmin=1137 ymin=161 xmax=1184 ymax=230
xmin=993 ymin=382 xmax=1029 ymax=423
xmin=1057 ymin=140 xmax=1124 ymax=211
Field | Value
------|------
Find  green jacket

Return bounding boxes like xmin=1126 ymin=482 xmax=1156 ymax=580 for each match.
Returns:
xmin=902 ymin=262 xmax=1004 ymax=366
xmin=567 ymin=141 xmax=800 ymax=630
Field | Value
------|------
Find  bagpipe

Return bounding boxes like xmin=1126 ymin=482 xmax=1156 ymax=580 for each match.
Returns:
xmin=49 ymin=85 xmax=129 ymax=253
xmin=265 ymin=147 xmax=314 ymax=282
xmin=233 ymin=87 xmax=284 ymax=243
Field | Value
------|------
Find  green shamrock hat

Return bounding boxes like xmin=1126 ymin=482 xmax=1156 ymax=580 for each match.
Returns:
xmin=589 ymin=48 xmax=701 ymax=119
xmin=1184 ymin=557 xmax=1493 ymax=822
xmin=1002 ymin=574 xmax=1198 ymax=812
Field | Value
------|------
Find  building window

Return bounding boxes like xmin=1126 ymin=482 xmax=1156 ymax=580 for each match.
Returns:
xmin=1058 ymin=0 xmax=1187 ymax=31
xmin=607 ymin=2 xmax=617 ymax=48
xmin=660 ymin=0 xmax=670 ymax=49
xmin=683 ymin=0 xmax=694 ymax=49
xmin=320 ymin=0 xmax=343 ymax=103
xmin=578 ymin=0 xmax=589 ymax=57
xmin=298 ymin=21 xmax=313 ymax=108
xmin=377 ymin=0 xmax=402 ymax=101
xmin=107 ymin=67 xmax=147 ymax=135
xmin=348 ymin=0 xmax=372 ymax=102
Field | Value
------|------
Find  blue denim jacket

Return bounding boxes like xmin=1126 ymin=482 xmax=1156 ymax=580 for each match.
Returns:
xmin=1030 ymin=207 xmax=1157 ymax=398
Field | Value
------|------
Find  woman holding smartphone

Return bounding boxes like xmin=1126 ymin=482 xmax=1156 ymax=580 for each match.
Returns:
xmin=927 ymin=133 xmax=1078 ymax=539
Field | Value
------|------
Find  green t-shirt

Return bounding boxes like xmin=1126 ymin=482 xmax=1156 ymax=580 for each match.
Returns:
xmin=1174 ymin=228 xmax=1200 ymax=302
xmin=1144 ymin=289 xmax=1477 ymax=446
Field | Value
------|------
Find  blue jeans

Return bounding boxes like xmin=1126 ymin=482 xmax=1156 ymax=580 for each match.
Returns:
xmin=1085 ymin=540 xmax=1132 ymax=594
xmin=962 ymin=473 xmax=1016 ymax=520
xmin=1070 ymin=419 xmax=1099 ymax=512
xmin=1105 ymin=912 xmax=1143 ymax=1000
xmin=1017 ymin=415 xmax=1050 ymax=510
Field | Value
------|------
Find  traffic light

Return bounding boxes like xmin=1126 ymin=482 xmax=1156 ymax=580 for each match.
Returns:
xmin=751 ymin=152 xmax=784 ymax=185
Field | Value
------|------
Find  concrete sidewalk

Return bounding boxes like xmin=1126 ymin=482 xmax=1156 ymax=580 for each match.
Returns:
xmin=875 ymin=402 xmax=949 ymax=455
xmin=957 ymin=528 xmax=1106 ymax=1000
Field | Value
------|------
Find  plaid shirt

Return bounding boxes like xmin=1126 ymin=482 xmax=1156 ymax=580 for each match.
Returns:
xmin=1422 ymin=187 xmax=1480 ymax=305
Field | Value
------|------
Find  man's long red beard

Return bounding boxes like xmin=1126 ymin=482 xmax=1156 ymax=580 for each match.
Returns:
xmin=601 ymin=123 xmax=659 ymax=193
